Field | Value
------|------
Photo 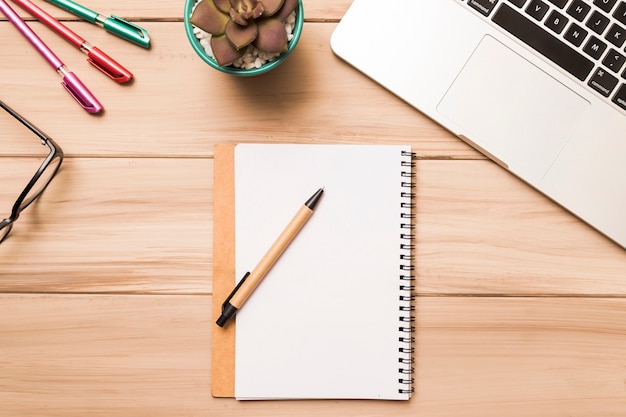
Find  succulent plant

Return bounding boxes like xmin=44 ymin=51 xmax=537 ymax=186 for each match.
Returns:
xmin=190 ymin=0 xmax=298 ymax=66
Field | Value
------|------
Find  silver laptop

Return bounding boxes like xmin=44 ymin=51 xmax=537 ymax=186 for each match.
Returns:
xmin=331 ymin=0 xmax=626 ymax=249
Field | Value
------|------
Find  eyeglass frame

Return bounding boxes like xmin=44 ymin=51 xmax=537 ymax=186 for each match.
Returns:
xmin=0 ymin=100 xmax=64 ymax=244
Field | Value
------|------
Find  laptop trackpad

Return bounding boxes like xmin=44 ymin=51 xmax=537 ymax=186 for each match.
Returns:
xmin=437 ymin=35 xmax=589 ymax=179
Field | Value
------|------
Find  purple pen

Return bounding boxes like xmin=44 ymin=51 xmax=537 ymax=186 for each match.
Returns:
xmin=0 ymin=0 xmax=103 ymax=113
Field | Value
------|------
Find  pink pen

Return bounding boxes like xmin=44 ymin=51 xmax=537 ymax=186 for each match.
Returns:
xmin=0 ymin=0 xmax=103 ymax=113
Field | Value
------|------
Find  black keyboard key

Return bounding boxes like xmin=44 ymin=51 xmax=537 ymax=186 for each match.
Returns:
xmin=548 ymin=0 xmax=568 ymax=7
xmin=492 ymin=4 xmax=595 ymax=80
xmin=605 ymin=23 xmax=626 ymax=47
xmin=589 ymin=67 xmax=619 ymax=95
xmin=586 ymin=10 xmax=611 ymax=34
xmin=509 ymin=0 xmax=528 ymax=7
xmin=468 ymin=0 xmax=500 ymax=17
xmin=593 ymin=0 xmax=618 ymax=13
xmin=583 ymin=35 xmax=608 ymax=58
xmin=546 ymin=10 xmax=570 ymax=33
xmin=564 ymin=22 xmax=589 ymax=46
xmin=613 ymin=84 xmax=626 ymax=110
xmin=526 ymin=0 xmax=550 ymax=20
xmin=615 ymin=2 xmax=626 ymax=25
xmin=568 ymin=0 xmax=592 ymax=22
xmin=603 ymin=48 xmax=626 ymax=71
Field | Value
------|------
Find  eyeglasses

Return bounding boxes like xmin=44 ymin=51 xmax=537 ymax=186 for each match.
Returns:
xmin=0 ymin=100 xmax=64 ymax=244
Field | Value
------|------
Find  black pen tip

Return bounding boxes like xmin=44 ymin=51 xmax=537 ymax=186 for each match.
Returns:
xmin=216 ymin=315 xmax=228 ymax=327
xmin=305 ymin=188 xmax=324 ymax=210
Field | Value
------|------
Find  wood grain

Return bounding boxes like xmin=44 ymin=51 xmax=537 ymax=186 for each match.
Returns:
xmin=416 ymin=160 xmax=626 ymax=295
xmin=0 ymin=158 xmax=212 ymax=294
xmin=2 ymin=295 xmax=626 ymax=417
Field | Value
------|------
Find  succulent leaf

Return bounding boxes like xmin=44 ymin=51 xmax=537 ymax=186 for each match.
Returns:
xmin=250 ymin=2 xmax=265 ymax=18
xmin=190 ymin=0 xmax=229 ymax=36
xmin=229 ymin=8 xmax=248 ymax=25
xmin=260 ymin=0 xmax=285 ymax=16
xmin=225 ymin=19 xmax=258 ymax=50
xmin=275 ymin=0 xmax=297 ymax=21
xmin=228 ymin=0 xmax=264 ymax=23
xmin=228 ymin=0 xmax=254 ymax=14
xmin=210 ymin=34 xmax=246 ymax=66
xmin=213 ymin=0 xmax=231 ymax=13
xmin=253 ymin=17 xmax=288 ymax=53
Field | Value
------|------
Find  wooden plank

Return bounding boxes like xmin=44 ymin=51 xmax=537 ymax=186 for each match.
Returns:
xmin=0 ymin=158 xmax=212 ymax=294
xmin=416 ymin=160 xmax=626 ymax=295
xmin=0 ymin=294 xmax=212 ymax=417
xmin=2 ymin=0 xmax=353 ymax=21
xmin=412 ymin=296 xmax=626 ymax=417
xmin=1 ymin=158 xmax=623 ymax=295
xmin=2 ymin=294 xmax=626 ymax=416
xmin=0 ymin=21 xmax=472 ymax=159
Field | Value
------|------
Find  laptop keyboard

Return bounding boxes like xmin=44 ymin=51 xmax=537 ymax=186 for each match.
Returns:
xmin=466 ymin=0 xmax=626 ymax=112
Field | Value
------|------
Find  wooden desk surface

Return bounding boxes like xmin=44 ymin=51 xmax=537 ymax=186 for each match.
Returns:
xmin=1 ymin=1 xmax=625 ymax=415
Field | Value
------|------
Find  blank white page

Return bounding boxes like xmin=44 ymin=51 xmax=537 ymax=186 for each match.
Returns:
xmin=233 ymin=144 xmax=413 ymax=400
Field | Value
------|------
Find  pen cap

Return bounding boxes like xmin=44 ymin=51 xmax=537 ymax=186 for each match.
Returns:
xmin=103 ymin=15 xmax=150 ymax=48
xmin=87 ymin=47 xmax=133 ymax=83
xmin=61 ymin=71 xmax=103 ymax=113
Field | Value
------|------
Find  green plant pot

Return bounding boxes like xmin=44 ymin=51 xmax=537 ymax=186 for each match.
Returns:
xmin=183 ymin=0 xmax=304 ymax=76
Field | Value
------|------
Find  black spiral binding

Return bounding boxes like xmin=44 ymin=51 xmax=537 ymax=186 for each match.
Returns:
xmin=398 ymin=150 xmax=416 ymax=396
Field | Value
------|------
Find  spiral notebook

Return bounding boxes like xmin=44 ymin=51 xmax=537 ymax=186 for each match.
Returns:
xmin=211 ymin=143 xmax=415 ymax=400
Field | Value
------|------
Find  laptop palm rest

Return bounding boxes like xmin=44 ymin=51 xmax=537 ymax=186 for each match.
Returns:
xmin=437 ymin=35 xmax=589 ymax=179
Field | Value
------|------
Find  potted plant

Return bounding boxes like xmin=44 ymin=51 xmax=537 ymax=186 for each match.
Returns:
xmin=184 ymin=0 xmax=303 ymax=76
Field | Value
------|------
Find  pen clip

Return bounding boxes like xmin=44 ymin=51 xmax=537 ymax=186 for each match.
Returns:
xmin=103 ymin=15 xmax=150 ymax=48
xmin=61 ymin=71 xmax=103 ymax=114
xmin=87 ymin=46 xmax=133 ymax=83
xmin=223 ymin=272 xmax=250 ymax=310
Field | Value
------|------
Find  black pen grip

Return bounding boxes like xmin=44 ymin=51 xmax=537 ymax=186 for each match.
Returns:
xmin=216 ymin=272 xmax=250 ymax=327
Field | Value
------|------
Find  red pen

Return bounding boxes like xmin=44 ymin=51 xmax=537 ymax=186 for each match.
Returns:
xmin=12 ymin=0 xmax=133 ymax=82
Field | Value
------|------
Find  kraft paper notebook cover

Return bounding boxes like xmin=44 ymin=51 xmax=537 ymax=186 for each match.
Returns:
xmin=211 ymin=143 xmax=416 ymax=400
